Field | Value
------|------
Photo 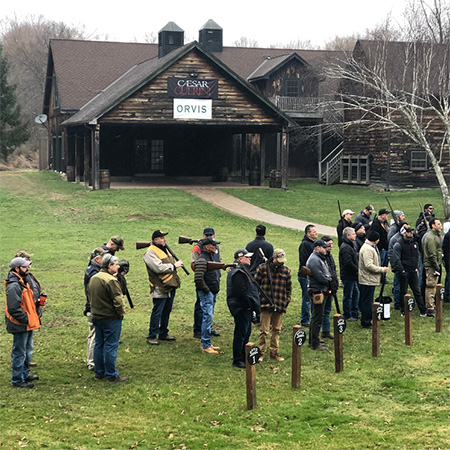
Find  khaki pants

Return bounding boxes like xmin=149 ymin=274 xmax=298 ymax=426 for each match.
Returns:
xmin=258 ymin=310 xmax=284 ymax=357
xmin=86 ymin=312 xmax=95 ymax=370
xmin=424 ymin=267 xmax=439 ymax=310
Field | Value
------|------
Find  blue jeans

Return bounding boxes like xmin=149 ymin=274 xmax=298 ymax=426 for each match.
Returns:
xmin=359 ymin=284 xmax=376 ymax=328
xmin=92 ymin=319 xmax=122 ymax=380
xmin=233 ymin=309 xmax=252 ymax=364
xmin=11 ymin=331 xmax=33 ymax=385
xmin=392 ymin=272 xmax=401 ymax=309
xmin=198 ymin=291 xmax=217 ymax=349
xmin=321 ymin=294 xmax=333 ymax=333
xmin=380 ymin=248 xmax=388 ymax=267
xmin=193 ymin=291 xmax=202 ymax=335
xmin=342 ymin=280 xmax=360 ymax=319
xmin=147 ymin=291 xmax=175 ymax=339
xmin=298 ymin=275 xmax=311 ymax=325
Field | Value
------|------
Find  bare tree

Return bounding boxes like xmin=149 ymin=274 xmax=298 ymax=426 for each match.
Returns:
xmin=402 ymin=0 xmax=450 ymax=43
xmin=326 ymin=40 xmax=450 ymax=218
xmin=0 ymin=15 xmax=100 ymax=158
xmin=233 ymin=36 xmax=259 ymax=47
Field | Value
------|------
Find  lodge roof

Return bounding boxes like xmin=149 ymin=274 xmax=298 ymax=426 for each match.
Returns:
xmin=44 ymin=38 xmax=341 ymax=115
xmin=247 ymin=53 xmax=311 ymax=81
xmin=61 ymin=41 xmax=295 ymax=127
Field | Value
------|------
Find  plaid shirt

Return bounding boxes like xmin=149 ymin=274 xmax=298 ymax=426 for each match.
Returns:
xmin=255 ymin=262 xmax=292 ymax=313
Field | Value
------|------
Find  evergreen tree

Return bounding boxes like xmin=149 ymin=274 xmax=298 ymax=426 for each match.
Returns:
xmin=0 ymin=44 xmax=29 ymax=161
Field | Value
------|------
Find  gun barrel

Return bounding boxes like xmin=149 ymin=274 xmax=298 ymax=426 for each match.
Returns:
xmin=178 ymin=236 xmax=199 ymax=245
xmin=136 ymin=241 xmax=151 ymax=250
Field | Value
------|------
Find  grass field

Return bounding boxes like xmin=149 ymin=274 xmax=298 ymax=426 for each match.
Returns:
xmin=0 ymin=171 xmax=448 ymax=450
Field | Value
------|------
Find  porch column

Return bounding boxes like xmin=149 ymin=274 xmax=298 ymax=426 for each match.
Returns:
xmin=240 ymin=133 xmax=246 ymax=184
xmin=91 ymin=125 xmax=100 ymax=190
xmin=281 ymin=127 xmax=289 ymax=189
xmin=246 ymin=133 xmax=261 ymax=186
xmin=63 ymin=130 xmax=69 ymax=174
xmin=75 ymin=134 xmax=80 ymax=183
xmin=84 ymin=133 xmax=91 ymax=187
xmin=260 ymin=133 xmax=266 ymax=185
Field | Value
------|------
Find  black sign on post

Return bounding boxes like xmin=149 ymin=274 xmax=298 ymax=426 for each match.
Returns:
xmin=167 ymin=77 xmax=219 ymax=99
xmin=294 ymin=329 xmax=307 ymax=346
xmin=247 ymin=346 xmax=261 ymax=365
xmin=337 ymin=317 xmax=346 ymax=334
xmin=376 ymin=305 xmax=383 ymax=321
xmin=408 ymin=297 xmax=415 ymax=312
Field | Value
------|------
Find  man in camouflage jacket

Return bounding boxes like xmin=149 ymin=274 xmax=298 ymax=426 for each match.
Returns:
xmin=255 ymin=249 xmax=291 ymax=361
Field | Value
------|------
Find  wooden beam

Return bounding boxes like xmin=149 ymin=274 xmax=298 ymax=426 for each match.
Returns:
xmin=435 ymin=284 xmax=443 ymax=333
xmin=84 ymin=133 xmax=90 ymax=187
xmin=245 ymin=343 xmax=257 ymax=410
xmin=92 ymin=126 xmax=100 ymax=190
xmin=281 ymin=127 xmax=289 ymax=189
xmin=404 ymin=294 xmax=412 ymax=346
xmin=372 ymin=302 xmax=381 ymax=357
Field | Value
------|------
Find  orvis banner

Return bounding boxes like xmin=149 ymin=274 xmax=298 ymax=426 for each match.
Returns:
xmin=173 ymin=99 xmax=212 ymax=119
xmin=168 ymin=77 xmax=218 ymax=99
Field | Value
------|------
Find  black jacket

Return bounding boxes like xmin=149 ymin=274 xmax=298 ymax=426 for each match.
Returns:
xmin=392 ymin=236 xmax=419 ymax=273
xmin=298 ymin=235 xmax=315 ymax=275
xmin=443 ymin=230 xmax=450 ymax=271
xmin=226 ymin=264 xmax=260 ymax=317
xmin=337 ymin=218 xmax=352 ymax=247
xmin=370 ymin=217 xmax=389 ymax=251
xmin=246 ymin=236 xmax=274 ymax=275
xmin=339 ymin=237 xmax=359 ymax=281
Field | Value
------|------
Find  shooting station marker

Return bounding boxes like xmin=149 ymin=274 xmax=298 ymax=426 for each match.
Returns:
xmin=372 ymin=302 xmax=381 ymax=357
xmin=435 ymin=284 xmax=443 ymax=333
xmin=292 ymin=325 xmax=305 ymax=388
xmin=333 ymin=315 xmax=344 ymax=373
xmin=404 ymin=294 xmax=413 ymax=346
xmin=245 ymin=343 xmax=257 ymax=410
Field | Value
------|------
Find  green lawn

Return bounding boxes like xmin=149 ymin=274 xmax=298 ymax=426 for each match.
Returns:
xmin=223 ymin=179 xmax=447 ymax=227
xmin=0 ymin=171 xmax=448 ymax=450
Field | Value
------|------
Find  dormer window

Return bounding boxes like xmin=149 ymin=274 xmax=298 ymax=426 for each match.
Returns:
xmin=284 ymin=78 xmax=303 ymax=97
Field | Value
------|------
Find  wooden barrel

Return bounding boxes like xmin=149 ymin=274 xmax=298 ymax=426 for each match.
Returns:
xmin=99 ymin=169 xmax=110 ymax=189
xmin=66 ymin=165 xmax=75 ymax=182
xmin=219 ymin=166 xmax=229 ymax=182
xmin=269 ymin=170 xmax=282 ymax=188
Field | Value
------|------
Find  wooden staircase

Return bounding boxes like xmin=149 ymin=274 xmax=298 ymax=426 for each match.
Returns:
xmin=319 ymin=143 xmax=343 ymax=185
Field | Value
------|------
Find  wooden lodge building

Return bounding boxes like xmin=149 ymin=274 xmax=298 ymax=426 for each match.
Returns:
xmin=42 ymin=21 xmax=449 ymax=190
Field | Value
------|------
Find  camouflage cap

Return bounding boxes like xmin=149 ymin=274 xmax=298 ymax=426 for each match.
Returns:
xmin=16 ymin=250 xmax=32 ymax=259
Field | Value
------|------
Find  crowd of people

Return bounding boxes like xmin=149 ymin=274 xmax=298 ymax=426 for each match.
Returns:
xmin=5 ymin=204 xmax=449 ymax=387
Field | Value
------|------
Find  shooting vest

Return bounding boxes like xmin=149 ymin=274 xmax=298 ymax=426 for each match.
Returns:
xmin=146 ymin=245 xmax=181 ymax=294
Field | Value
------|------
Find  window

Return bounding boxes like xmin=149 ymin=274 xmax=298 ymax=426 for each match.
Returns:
xmin=341 ymin=155 xmax=369 ymax=184
xmin=410 ymin=150 xmax=427 ymax=171
xmin=150 ymin=140 xmax=164 ymax=171
xmin=284 ymin=79 xmax=303 ymax=97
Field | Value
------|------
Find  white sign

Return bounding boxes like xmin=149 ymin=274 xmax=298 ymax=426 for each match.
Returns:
xmin=173 ymin=99 xmax=212 ymax=119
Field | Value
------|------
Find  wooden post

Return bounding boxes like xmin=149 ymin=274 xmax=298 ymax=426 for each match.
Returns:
xmin=92 ymin=125 xmax=100 ymax=190
xmin=74 ymin=134 xmax=80 ymax=183
xmin=435 ymin=284 xmax=443 ymax=333
xmin=291 ymin=325 xmax=302 ymax=388
xmin=372 ymin=302 xmax=381 ymax=357
xmin=280 ymin=127 xmax=289 ymax=190
xmin=404 ymin=294 xmax=413 ymax=346
xmin=333 ymin=315 xmax=344 ymax=373
xmin=245 ymin=342 xmax=257 ymax=410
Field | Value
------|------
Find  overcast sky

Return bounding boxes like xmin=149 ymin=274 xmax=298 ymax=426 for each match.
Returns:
xmin=3 ymin=0 xmax=408 ymax=47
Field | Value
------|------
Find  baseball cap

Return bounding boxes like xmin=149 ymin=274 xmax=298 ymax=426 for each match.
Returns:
xmin=203 ymin=227 xmax=215 ymax=236
xmin=201 ymin=237 xmax=220 ymax=246
xmin=15 ymin=250 xmax=32 ymax=259
xmin=111 ymin=236 xmax=125 ymax=250
xmin=10 ymin=257 xmax=32 ymax=269
xmin=234 ymin=248 xmax=253 ymax=259
xmin=365 ymin=204 xmax=375 ymax=212
xmin=152 ymin=230 xmax=169 ymax=240
xmin=273 ymin=248 xmax=286 ymax=263
xmin=90 ymin=248 xmax=107 ymax=260
xmin=400 ymin=225 xmax=413 ymax=235
xmin=343 ymin=209 xmax=354 ymax=215
xmin=314 ymin=239 xmax=331 ymax=248
xmin=378 ymin=208 xmax=390 ymax=215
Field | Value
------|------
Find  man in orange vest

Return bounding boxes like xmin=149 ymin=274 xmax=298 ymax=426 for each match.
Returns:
xmin=5 ymin=257 xmax=41 ymax=388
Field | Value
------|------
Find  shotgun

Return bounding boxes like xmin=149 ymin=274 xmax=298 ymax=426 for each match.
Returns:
xmin=259 ymin=248 xmax=275 ymax=310
xmin=419 ymin=203 xmax=430 ymax=229
xmin=239 ymin=262 xmax=274 ymax=309
xmin=135 ymin=241 xmax=190 ymax=275
xmin=385 ymin=196 xmax=399 ymax=226
xmin=330 ymin=280 xmax=341 ymax=315
xmin=124 ymin=284 xmax=134 ymax=309
xmin=207 ymin=261 xmax=237 ymax=271
xmin=178 ymin=236 xmax=200 ymax=245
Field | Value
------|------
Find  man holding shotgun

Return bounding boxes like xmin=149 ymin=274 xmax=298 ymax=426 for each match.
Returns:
xmin=255 ymin=249 xmax=292 ymax=362
xmin=194 ymin=237 xmax=222 ymax=355
xmin=144 ymin=230 xmax=183 ymax=345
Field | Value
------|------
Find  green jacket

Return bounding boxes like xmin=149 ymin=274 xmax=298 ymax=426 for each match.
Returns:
xmin=423 ymin=229 xmax=442 ymax=271
xmin=88 ymin=269 xmax=125 ymax=321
